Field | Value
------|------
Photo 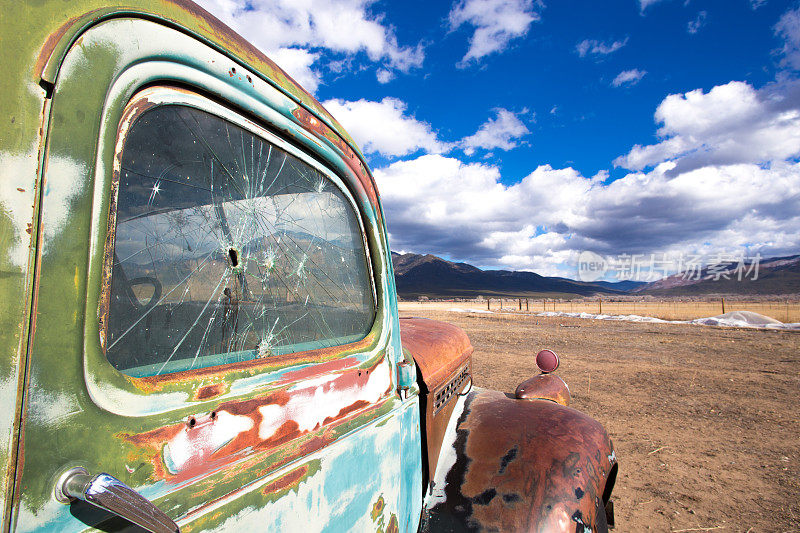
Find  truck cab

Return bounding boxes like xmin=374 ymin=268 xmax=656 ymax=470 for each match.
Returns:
xmin=0 ymin=2 xmax=616 ymax=531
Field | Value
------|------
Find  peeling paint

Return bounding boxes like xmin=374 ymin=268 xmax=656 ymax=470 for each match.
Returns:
xmin=0 ymin=149 xmax=39 ymax=268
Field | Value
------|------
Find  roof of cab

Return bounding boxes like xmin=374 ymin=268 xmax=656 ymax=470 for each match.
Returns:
xmin=7 ymin=0 xmax=363 ymax=162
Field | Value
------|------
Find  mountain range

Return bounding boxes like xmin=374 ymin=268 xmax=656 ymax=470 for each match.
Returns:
xmin=391 ymin=252 xmax=800 ymax=298
xmin=391 ymin=252 xmax=638 ymax=298
xmin=631 ymin=254 xmax=800 ymax=296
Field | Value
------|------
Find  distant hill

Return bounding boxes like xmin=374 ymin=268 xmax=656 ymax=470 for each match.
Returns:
xmin=585 ymin=280 xmax=649 ymax=292
xmin=391 ymin=252 xmax=627 ymax=298
xmin=634 ymin=254 xmax=800 ymax=296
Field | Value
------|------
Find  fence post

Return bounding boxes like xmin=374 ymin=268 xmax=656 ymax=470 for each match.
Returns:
xmin=721 ymin=297 xmax=725 ymax=314
xmin=487 ymin=298 xmax=490 ymax=311
xmin=599 ymin=297 xmax=602 ymax=315
xmin=526 ymin=298 xmax=529 ymax=311
xmin=518 ymin=298 xmax=522 ymax=311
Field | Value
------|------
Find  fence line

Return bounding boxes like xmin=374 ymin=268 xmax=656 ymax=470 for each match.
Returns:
xmin=404 ymin=298 xmax=800 ymax=323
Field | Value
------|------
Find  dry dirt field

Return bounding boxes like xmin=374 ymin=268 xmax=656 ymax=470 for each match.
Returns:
xmin=399 ymin=308 xmax=800 ymax=533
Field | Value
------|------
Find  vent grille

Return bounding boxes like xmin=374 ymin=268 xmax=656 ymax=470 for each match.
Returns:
xmin=433 ymin=365 xmax=470 ymax=415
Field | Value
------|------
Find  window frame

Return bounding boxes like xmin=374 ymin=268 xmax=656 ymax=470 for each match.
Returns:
xmin=99 ymin=86 xmax=378 ymax=379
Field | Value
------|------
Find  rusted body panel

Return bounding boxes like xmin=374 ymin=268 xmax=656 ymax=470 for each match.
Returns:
xmin=399 ymin=318 xmax=472 ymax=391
xmin=400 ymin=318 xmax=473 ymax=488
xmin=515 ymin=373 xmax=571 ymax=406
xmin=424 ymin=389 xmax=617 ymax=532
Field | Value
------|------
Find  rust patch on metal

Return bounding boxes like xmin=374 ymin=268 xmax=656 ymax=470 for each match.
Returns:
xmin=98 ymin=92 xmax=160 ymax=352
xmin=425 ymin=389 xmax=616 ymax=532
xmin=132 ymin=331 xmax=377 ymax=391
xmin=323 ymin=399 xmax=370 ymax=425
xmin=193 ymin=382 xmax=226 ymax=400
xmin=370 ymin=495 xmax=385 ymax=521
xmin=386 ymin=514 xmax=399 ymax=533
xmin=261 ymin=464 xmax=309 ymax=496
xmin=399 ymin=317 xmax=472 ymax=391
xmin=515 ymin=373 xmax=571 ymax=406
xmin=400 ymin=317 xmax=473 ymax=487
xmin=120 ymin=357 xmax=391 ymax=485
xmin=35 ymin=13 xmax=86 ymax=78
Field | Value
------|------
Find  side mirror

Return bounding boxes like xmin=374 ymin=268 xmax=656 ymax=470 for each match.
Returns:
xmin=55 ymin=467 xmax=179 ymax=533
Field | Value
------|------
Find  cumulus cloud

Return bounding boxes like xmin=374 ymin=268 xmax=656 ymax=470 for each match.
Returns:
xmin=449 ymin=0 xmax=542 ymax=65
xmin=612 ymin=68 xmax=647 ymax=87
xmin=775 ymin=6 xmax=800 ymax=71
xmin=576 ymin=37 xmax=628 ymax=58
xmin=614 ymin=80 xmax=800 ymax=171
xmin=687 ymin=11 xmax=707 ymax=34
xmin=376 ymin=154 xmax=800 ymax=275
xmin=375 ymin=77 xmax=800 ymax=275
xmin=322 ymin=97 xmax=449 ymax=157
xmin=267 ymin=48 xmax=321 ymax=92
xmin=194 ymin=0 xmax=424 ymax=92
xmin=460 ymin=108 xmax=530 ymax=154
xmin=376 ymin=69 xmax=395 ymax=84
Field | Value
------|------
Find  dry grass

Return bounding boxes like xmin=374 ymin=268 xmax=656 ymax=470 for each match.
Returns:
xmin=400 ymin=299 xmax=800 ymax=323
xmin=402 ymin=309 xmax=800 ymax=532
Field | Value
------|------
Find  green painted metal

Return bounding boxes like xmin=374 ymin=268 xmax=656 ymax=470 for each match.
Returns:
xmin=1 ymin=2 xmax=423 ymax=531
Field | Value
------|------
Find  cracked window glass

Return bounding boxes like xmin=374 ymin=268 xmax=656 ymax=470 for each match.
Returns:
xmin=105 ymin=104 xmax=375 ymax=377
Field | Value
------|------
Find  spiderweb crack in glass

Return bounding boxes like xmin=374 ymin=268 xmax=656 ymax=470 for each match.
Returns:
xmin=106 ymin=105 xmax=375 ymax=377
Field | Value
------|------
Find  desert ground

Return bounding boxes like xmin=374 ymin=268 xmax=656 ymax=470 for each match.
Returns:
xmin=399 ymin=305 xmax=800 ymax=532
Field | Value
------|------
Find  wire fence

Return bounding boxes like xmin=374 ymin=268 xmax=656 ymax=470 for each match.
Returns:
xmin=399 ymin=298 xmax=800 ymax=323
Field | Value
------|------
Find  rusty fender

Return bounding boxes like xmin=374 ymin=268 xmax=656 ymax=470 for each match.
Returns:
xmin=515 ymin=373 xmax=571 ymax=407
xmin=423 ymin=389 xmax=617 ymax=532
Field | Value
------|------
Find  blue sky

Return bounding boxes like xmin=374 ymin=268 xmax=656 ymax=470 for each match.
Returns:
xmin=197 ymin=0 xmax=800 ymax=279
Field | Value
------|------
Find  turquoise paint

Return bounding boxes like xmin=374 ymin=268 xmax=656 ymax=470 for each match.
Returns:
xmin=399 ymin=398 xmax=424 ymax=533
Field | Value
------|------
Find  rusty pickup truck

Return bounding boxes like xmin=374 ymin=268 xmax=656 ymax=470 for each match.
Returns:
xmin=0 ymin=2 xmax=617 ymax=531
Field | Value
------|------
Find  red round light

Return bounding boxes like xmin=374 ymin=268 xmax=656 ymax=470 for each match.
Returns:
xmin=536 ymin=349 xmax=559 ymax=373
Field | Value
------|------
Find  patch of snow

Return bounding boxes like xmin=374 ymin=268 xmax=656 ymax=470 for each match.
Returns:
xmin=534 ymin=310 xmax=800 ymax=330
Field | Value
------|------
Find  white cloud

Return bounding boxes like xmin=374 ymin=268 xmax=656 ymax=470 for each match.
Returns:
xmin=750 ymin=0 xmax=767 ymax=9
xmin=612 ymin=68 xmax=647 ymax=87
xmin=461 ymin=108 xmax=530 ymax=154
xmin=322 ymin=97 xmax=449 ymax=157
xmin=775 ymin=6 xmax=800 ymax=70
xmin=449 ymin=0 xmax=542 ymax=65
xmin=614 ymin=80 xmax=800 ymax=171
xmin=376 ymin=69 xmax=394 ymax=84
xmin=194 ymin=0 xmax=424 ymax=92
xmin=638 ymin=0 xmax=668 ymax=13
xmin=375 ymin=78 xmax=800 ymax=275
xmin=576 ymin=37 xmax=628 ymax=58
xmin=267 ymin=48 xmax=321 ymax=92
xmin=375 ymin=153 xmax=800 ymax=275
xmin=687 ymin=11 xmax=707 ymax=34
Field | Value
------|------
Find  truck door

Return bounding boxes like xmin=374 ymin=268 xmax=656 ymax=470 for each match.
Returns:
xmin=10 ymin=17 xmax=420 ymax=532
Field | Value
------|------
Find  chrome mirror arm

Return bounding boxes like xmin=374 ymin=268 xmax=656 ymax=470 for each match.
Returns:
xmin=55 ymin=467 xmax=179 ymax=533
